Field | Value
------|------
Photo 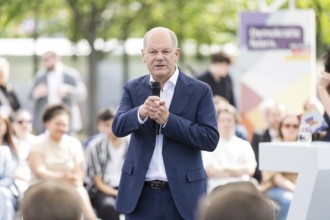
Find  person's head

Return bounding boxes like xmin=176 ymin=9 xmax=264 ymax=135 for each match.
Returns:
xmin=198 ymin=182 xmax=275 ymax=220
xmin=0 ymin=57 xmax=10 ymax=86
xmin=42 ymin=104 xmax=71 ymax=141
xmin=21 ymin=180 xmax=81 ymax=220
xmin=141 ymin=27 xmax=181 ymax=86
xmin=12 ymin=109 xmax=33 ymax=138
xmin=208 ymin=51 xmax=231 ymax=78
xmin=213 ymin=95 xmax=230 ymax=113
xmin=217 ymin=104 xmax=238 ymax=140
xmin=42 ymin=51 xmax=60 ymax=71
xmin=0 ymin=113 xmax=17 ymax=156
xmin=266 ymin=102 xmax=286 ymax=131
xmin=96 ymin=108 xmax=116 ymax=136
xmin=278 ymin=114 xmax=300 ymax=141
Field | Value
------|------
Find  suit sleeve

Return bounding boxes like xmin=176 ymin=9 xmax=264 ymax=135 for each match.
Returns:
xmin=112 ymin=84 xmax=142 ymax=137
xmin=29 ymin=75 xmax=42 ymax=101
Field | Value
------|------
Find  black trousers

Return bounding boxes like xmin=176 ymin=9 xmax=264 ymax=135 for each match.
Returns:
xmin=90 ymin=189 xmax=120 ymax=220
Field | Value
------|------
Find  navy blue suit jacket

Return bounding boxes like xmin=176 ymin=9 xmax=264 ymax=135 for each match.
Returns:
xmin=112 ymin=70 xmax=219 ymax=220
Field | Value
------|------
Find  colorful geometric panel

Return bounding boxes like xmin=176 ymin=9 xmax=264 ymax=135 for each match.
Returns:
xmin=240 ymin=81 xmax=264 ymax=113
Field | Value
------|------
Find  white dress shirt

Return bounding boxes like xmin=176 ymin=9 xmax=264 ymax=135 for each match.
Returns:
xmin=138 ymin=68 xmax=179 ymax=182
xmin=47 ymin=63 xmax=64 ymax=104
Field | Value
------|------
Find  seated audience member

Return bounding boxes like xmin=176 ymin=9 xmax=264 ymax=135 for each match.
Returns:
xmin=86 ymin=108 xmax=128 ymax=220
xmin=83 ymin=108 xmax=115 ymax=149
xmin=0 ymin=113 xmax=18 ymax=219
xmin=197 ymin=181 xmax=275 ymax=220
xmin=316 ymin=48 xmax=330 ymax=141
xmin=0 ymin=146 xmax=17 ymax=220
xmin=28 ymin=104 xmax=97 ymax=220
xmin=203 ymin=105 xmax=257 ymax=193
xmin=251 ymin=100 xmax=286 ymax=183
xmin=21 ymin=180 xmax=81 ymax=220
xmin=213 ymin=95 xmax=248 ymax=140
xmin=12 ymin=109 xmax=37 ymax=196
xmin=261 ymin=114 xmax=299 ymax=220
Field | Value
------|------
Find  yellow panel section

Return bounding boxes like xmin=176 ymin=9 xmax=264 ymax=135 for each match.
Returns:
xmin=243 ymin=73 xmax=313 ymax=131
xmin=275 ymin=73 xmax=313 ymax=115
xmin=245 ymin=105 xmax=266 ymax=129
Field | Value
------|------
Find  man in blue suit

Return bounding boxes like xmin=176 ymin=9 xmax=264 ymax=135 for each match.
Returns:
xmin=112 ymin=27 xmax=219 ymax=220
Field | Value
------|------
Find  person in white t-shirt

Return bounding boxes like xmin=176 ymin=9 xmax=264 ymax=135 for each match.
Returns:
xmin=12 ymin=109 xmax=38 ymax=197
xmin=203 ymin=105 xmax=257 ymax=193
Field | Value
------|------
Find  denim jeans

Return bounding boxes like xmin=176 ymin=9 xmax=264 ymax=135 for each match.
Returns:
xmin=266 ymin=187 xmax=293 ymax=220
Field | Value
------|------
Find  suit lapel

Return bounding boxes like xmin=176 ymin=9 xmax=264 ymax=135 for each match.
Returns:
xmin=136 ymin=75 xmax=151 ymax=105
xmin=169 ymin=71 xmax=192 ymax=115
xmin=163 ymin=71 xmax=192 ymax=149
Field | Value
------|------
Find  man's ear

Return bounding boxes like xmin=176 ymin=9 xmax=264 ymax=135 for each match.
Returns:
xmin=141 ymin=49 xmax=146 ymax=63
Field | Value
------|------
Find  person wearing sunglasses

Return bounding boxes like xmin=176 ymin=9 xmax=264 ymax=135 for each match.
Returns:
xmin=260 ymin=114 xmax=299 ymax=220
xmin=12 ymin=109 xmax=38 ymax=199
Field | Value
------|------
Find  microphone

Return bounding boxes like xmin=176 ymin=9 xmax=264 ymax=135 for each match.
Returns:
xmin=150 ymin=81 xmax=161 ymax=135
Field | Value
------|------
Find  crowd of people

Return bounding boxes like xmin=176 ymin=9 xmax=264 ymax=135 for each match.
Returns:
xmin=0 ymin=26 xmax=330 ymax=220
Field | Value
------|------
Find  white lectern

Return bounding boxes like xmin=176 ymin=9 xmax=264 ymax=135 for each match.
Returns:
xmin=259 ymin=141 xmax=330 ymax=220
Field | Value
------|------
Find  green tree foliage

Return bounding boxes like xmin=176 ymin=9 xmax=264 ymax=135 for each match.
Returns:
xmin=1 ymin=0 xmax=329 ymax=133
xmin=297 ymin=0 xmax=330 ymax=56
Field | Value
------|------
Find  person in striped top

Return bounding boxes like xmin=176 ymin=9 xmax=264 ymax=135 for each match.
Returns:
xmin=86 ymin=108 xmax=129 ymax=220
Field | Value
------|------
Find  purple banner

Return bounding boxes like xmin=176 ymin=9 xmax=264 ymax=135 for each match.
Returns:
xmin=247 ymin=25 xmax=303 ymax=50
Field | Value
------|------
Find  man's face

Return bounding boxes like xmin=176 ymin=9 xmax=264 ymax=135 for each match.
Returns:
xmin=209 ymin=62 xmax=230 ymax=78
xmin=141 ymin=30 xmax=180 ymax=83
xmin=42 ymin=54 xmax=57 ymax=71
xmin=268 ymin=107 xmax=283 ymax=129
xmin=98 ymin=118 xmax=113 ymax=134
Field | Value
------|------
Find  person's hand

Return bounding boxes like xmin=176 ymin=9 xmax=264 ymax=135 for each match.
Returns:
xmin=62 ymin=173 xmax=82 ymax=186
xmin=58 ymin=84 xmax=70 ymax=98
xmin=33 ymin=83 xmax=48 ymax=99
xmin=317 ymin=71 xmax=330 ymax=92
xmin=138 ymin=96 xmax=160 ymax=120
xmin=153 ymin=100 xmax=169 ymax=125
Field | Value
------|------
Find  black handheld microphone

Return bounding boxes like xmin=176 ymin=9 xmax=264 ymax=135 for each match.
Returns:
xmin=150 ymin=81 xmax=161 ymax=135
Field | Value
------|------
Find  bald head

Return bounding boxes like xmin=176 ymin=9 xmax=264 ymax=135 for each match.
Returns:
xmin=143 ymin=27 xmax=178 ymax=49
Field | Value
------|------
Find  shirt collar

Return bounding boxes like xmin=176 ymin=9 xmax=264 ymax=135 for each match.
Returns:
xmin=149 ymin=66 xmax=179 ymax=90
xmin=48 ymin=62 xmax=64 ymax=75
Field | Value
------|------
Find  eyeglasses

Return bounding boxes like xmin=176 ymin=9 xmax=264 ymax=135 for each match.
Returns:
xmin=16 ymin=120 xmax=32 ymax=125
xmin=282 ymin=124 xmax=299 ymax=129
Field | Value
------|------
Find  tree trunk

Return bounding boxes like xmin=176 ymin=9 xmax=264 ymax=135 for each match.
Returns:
xmin=87 ymin=48 xmax=98 ymax=135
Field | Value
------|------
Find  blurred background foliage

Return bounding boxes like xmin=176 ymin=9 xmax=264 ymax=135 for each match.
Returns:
xmin=0 ymin=0 xmax=329 ymax=56
xmin=0 ymin=0 xmax=329 ymax=134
